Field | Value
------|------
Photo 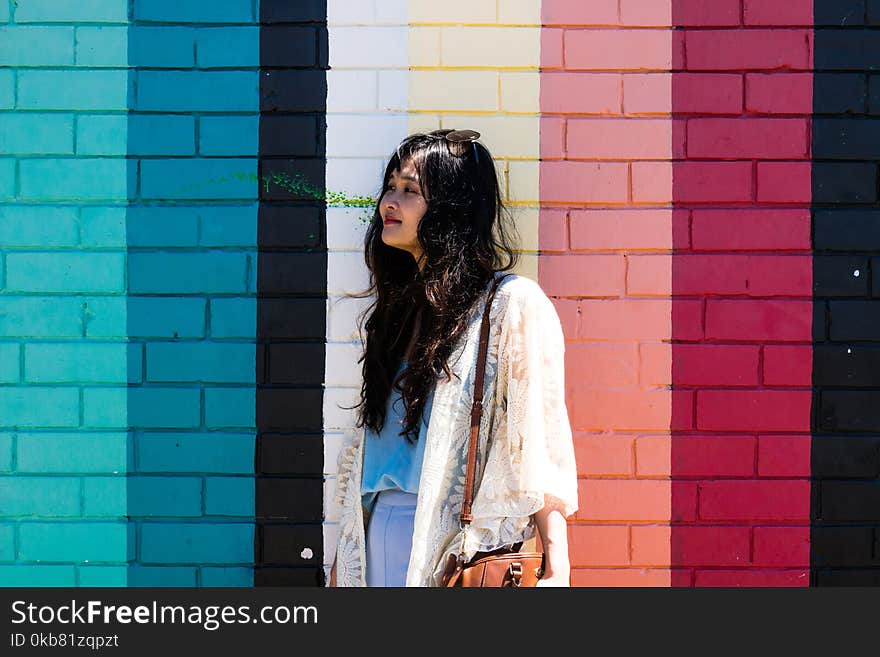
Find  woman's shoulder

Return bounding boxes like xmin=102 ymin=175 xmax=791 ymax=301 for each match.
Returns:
xmin=494 ymin=272 xmax=555 ymax=313
xmin=492 ymin=272 xmax=566 ymax=343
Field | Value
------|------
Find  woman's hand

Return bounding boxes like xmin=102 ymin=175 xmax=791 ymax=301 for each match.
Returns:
xmin=536 ymin=568 xmax=570 ymax=587
xmin=532 ymin=494 xmax=572 ymax=588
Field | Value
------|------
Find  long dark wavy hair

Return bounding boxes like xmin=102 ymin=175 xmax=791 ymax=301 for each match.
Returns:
xmin=347 ymin=130 xmax=520 ymax=444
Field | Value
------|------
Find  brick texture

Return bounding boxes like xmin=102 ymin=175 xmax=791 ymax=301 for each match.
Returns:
xmin=541 ymin=0 xmax=675 ymax=585
xmin=671 ymin=0 xmax=813 ymax=587
xmin=0 ymin=1 xmax=258 ymax=587
xmin=811 ymin=0 xmax=880 ymax=585
xmin=13 ymin=0 xmax=874 ymax=590
xmin=542 ymin=0 xmax=816 ymax=586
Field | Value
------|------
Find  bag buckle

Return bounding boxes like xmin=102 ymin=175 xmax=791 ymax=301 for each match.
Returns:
xmin=456 ymin=525 xmax=469 ymax=563
xmin=508 ymin=562 xmax=523 ymax=587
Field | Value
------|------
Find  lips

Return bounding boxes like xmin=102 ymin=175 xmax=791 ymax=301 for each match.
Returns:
xmin=384 ymin=216 xmax=402 ymax=224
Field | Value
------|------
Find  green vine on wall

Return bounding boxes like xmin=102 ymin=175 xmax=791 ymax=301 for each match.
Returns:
xmin=174 ymin=171 xmax=377 ymax=223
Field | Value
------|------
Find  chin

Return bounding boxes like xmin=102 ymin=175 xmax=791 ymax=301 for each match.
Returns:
xmin=381 ymin=235 xmax=403 ymax=250
xmin=380 ymin=233 xmax=398 ymax=248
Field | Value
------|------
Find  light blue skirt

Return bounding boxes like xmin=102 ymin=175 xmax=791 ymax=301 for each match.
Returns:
xmin=365 ymin=489 xmax=418 ymax=587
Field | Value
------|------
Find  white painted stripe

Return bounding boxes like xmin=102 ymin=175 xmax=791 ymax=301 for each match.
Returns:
xmin=324 ymin=0 xmax=410 ymax=568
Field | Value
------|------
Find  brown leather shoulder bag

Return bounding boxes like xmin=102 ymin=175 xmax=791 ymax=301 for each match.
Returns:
xmin=439 ymin=272 xmax=546 ymax=588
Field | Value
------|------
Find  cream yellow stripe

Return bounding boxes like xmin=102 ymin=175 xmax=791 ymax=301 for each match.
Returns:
xmin=408 ymin=0 xmax=542 ymax=280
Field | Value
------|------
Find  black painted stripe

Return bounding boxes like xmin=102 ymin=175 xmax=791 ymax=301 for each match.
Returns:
xmin=812 ymin=1 xmax=880 ymax=585
xmin=256 ymin=0 xmax=328 ymax=587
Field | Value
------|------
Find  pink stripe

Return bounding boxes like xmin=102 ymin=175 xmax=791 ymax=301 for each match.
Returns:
xmin=540 ymin=0 xmax=675 ymax=587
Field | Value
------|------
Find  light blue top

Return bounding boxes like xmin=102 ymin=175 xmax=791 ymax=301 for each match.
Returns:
xmin=361 ymin=362 xmax=435 ymax=515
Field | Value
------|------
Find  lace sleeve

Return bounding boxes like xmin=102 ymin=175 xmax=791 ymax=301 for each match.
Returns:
xmin=334 ymin=425 xmax=363 ymax=508
xmin=509 ymin=284 xmax=579 ymax=518
xmin=492 ymin=283 xmax=579 ymax=519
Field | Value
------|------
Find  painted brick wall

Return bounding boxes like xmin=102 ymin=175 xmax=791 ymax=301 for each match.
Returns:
xmin=810 ymin=0 xmax=880 ymax=585
xmin=670 ymin=0 xmax=813 ymax=587
xmin=9 ymin=0 xmax=880 ymax=588
xmin=127 ymin=0 xmax=259 ymax=587
xmin=0 ymin=0 xmax=259 ymax=587
xmin=538 ymin=0 xmax=677 ymax=586
xmin=0 ymin=0 xmax=133 ymax=587
xmin=255 ymin=0 xmax=329 ymax=586
xmin=536 ymin=0 xmax=814 ymax=586
xmin=404 ymin=0 xmax=542 ymax=283
xmin=320 ymin=0 xmax=410 ymax=582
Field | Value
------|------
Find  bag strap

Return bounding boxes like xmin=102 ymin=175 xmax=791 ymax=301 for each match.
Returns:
xmin=459 ymin=272 xmax=511 ymax=526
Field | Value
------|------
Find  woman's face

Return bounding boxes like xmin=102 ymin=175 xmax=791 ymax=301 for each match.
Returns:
xmin=379 ymin=158 xmax=428 ymax=268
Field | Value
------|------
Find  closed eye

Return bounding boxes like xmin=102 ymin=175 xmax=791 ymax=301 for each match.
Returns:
xmin=385 ymin=184 xmax=420 ymax=195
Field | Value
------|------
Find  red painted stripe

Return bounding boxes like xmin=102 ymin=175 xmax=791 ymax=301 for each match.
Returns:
xmin=670 ymin=0 xmax=813 ymax=586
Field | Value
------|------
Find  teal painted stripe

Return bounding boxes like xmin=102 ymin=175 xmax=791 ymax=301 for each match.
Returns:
xmin=16 ymin=433 xmax=129 ymax=473
xmin=1 ymin=9 xmax=133 ymax=586
xmin=18 ymin=71 xmax=130 ymax=110
xmin=123 ymin=2 xmax=259 ymax=587
xmin=0 ymin=566 xmax=76 ymax=586
xmin=18 ymin=523 xmax=134 ymax=562
xmin=0 ymin=0 xmax=261 ymax=588
xmin=0 ymin=27 xmax=74 ymax=66
xmin=134 ymin=1 xmax=254 ymax=24
xmin=16 ymin=0 xmax=129 ymax=23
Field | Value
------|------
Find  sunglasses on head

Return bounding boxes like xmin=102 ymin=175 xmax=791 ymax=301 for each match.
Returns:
xmin=408 ymin=129 xmax=481 ymax=163
xmin=437 ymin=129 xmax=481 ymax=162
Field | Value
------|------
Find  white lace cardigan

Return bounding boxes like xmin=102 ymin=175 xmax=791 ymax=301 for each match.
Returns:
xmin=333 ymin=273 xmax=579 ymax=587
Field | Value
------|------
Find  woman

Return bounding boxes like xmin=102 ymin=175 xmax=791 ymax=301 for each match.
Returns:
xmin=329 ymin=129 xmax=579 ymax=587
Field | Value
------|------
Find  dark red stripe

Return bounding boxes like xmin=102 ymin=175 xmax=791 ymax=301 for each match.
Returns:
xmin=671 ymin=0 xmax=813 ymax=587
